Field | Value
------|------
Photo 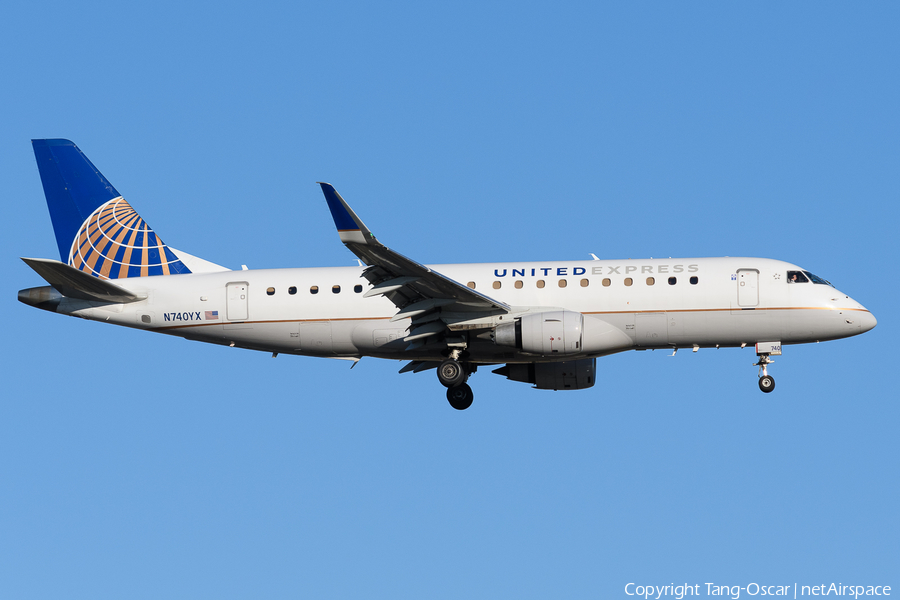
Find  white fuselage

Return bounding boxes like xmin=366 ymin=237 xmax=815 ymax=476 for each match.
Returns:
xmin=50 ymin=256 xmax=875 ymax=364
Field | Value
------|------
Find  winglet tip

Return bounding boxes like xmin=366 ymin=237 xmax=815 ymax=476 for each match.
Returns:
xmin=317 ymin=182 xmax=373 ymax=241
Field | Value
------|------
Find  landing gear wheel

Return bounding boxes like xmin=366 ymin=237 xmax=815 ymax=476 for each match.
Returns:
xmin=754 ymin=353 xmax=776 ymax=394
xmin=447 ymin=383 xmax=474 ymax=410
xmin=437 ymin=359 xmax=467 ymax=388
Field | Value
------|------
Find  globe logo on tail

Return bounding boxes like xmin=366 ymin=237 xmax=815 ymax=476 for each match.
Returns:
xmin=68 ymin=197 xmax=191 ymax=279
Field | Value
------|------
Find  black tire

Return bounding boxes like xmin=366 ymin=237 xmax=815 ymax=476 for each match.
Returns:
xmin=759 ymin=375 xmax=775 ymax=393
xmin=447 ymin=383 xmax=474 ymax=410
xmin=437 ymin=359 xmax=467 ymax=388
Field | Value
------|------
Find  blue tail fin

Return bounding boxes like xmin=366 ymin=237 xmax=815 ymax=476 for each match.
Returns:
xmin=32 ymin=139 xmax=192 ymax=279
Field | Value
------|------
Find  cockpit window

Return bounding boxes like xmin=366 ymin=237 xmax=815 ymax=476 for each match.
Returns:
xmin=787 ymin=271 xmax=809 ymax=283
xmin=803 ymin=271 xmax=833 ymax=286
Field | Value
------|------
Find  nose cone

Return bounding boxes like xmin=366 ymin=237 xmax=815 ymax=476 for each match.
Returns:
xmin=858 ymin=309 xmax=877 ymax=333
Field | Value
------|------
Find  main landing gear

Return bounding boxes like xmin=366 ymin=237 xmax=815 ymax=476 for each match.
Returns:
xmin=754 ymin=354 xmax=776 ymax=393
xmin=446 ymin=383 xmax=474 ymax=411
xmin=437 ymin=358 xmax=474 ymax=410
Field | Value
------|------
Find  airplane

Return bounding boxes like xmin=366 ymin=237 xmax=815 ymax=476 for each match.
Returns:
xmin=19 ymin=139 xmax=877 ymax=410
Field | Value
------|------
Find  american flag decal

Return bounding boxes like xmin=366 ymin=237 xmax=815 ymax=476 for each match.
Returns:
xmin=205 ymin=310 xmax=219 ymax=320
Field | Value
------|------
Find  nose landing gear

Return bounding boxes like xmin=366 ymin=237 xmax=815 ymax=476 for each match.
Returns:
xmin=754 ymin=354 xmax=775 ymax=393
xmin=752 ymin=342 xmax=782 ymax=394
xmin=437 ymin=358 xmax=475 ymax=410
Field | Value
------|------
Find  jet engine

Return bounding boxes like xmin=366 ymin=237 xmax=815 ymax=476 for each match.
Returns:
xmin=493 ymin=310 xmax=585 ymax=355
xmin=492 ymin=359 xmax=596 ymax=390
xmin=491 ymin=310 xmax=633 ymax=356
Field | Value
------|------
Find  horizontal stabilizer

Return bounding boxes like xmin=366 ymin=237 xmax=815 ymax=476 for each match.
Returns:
xmin=21 ymin=257 xmax=145 ymax=303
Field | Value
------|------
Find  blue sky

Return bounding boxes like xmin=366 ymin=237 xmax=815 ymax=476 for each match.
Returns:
xmin=1 ymin=2 xmax=897 ymax=598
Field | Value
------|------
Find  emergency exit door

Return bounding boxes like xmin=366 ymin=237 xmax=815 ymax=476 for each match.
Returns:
xmin=737 ymin=269 xmax=759 ymax=307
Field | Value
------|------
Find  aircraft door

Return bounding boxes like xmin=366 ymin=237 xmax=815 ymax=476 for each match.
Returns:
xmin=737 ymin=269 xmax=759 ymax=307
xmin=226 ymin=282 xmax=249 ymax=321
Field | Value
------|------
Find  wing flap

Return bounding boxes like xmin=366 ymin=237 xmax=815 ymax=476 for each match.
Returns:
xmin=363 ymin=276 xmax=419 ymax=298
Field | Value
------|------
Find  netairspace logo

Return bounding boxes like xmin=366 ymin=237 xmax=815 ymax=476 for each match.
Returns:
xmin=624 ymin=583 xmax=892 ymax=599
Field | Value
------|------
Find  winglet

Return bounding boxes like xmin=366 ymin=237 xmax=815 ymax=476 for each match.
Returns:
xmin=317 ymin=183 xmax=376 ymax=245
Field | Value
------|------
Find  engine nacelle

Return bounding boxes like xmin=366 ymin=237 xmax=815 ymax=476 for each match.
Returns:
xmin=493 ymin=310 xmax=585 ymax=356
xmin=492 ymin=359 xmax=596 ymax=390
xmin=493 ymin=311 xmax=633 ymax=357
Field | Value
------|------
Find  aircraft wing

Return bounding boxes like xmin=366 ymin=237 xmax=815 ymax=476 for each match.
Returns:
xmin=318 ymin=183 xmax=509 ymax=344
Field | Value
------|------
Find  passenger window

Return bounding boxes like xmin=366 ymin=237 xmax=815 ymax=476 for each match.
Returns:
xmin=787 ymin=271 xmax=809 ymax=283
xmin=467 ymin=281 xmax=476 ymax=289
xmin=354 ymin=284 xmax=363 ymax=293
xmin=558 ymin=279 xmax=567 ymax=288
xmin=668 ymin=277 xmax=676 ymax=285
xmin=646 ymin=277 xmax=655 ymax=286
xmin=288 ymin=286 xmax=297 ymax=295
xmin=580 ymin=279 xmax=589 ymax=287
xmin=602 ymin=278 xmax=611 ymax=287
xmin=690 ymin=276 xmax=699 ymax=285
xmin=493 ymin=281 xmax=501 ymax=289
xmin=332 ymin=285 xmax=341 ymax=294
xmin=624 ymin=278 xmax=633 ymax=286
xmin=310 ymin=286 xmax=319 ymax=294
xmin=536 ymin=280 xmax=545 ymax=289
xmin=514 ymin=280 xmax=523 ymax=289
xmin=266 ymin=287 xmax=275 ymax=296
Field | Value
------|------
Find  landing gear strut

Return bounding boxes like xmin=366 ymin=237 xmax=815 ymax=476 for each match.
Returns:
xmin=754 ymin=354 xmax=776 ymax=393
xmin=437 ymin=358 xmax=475 ymax=409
